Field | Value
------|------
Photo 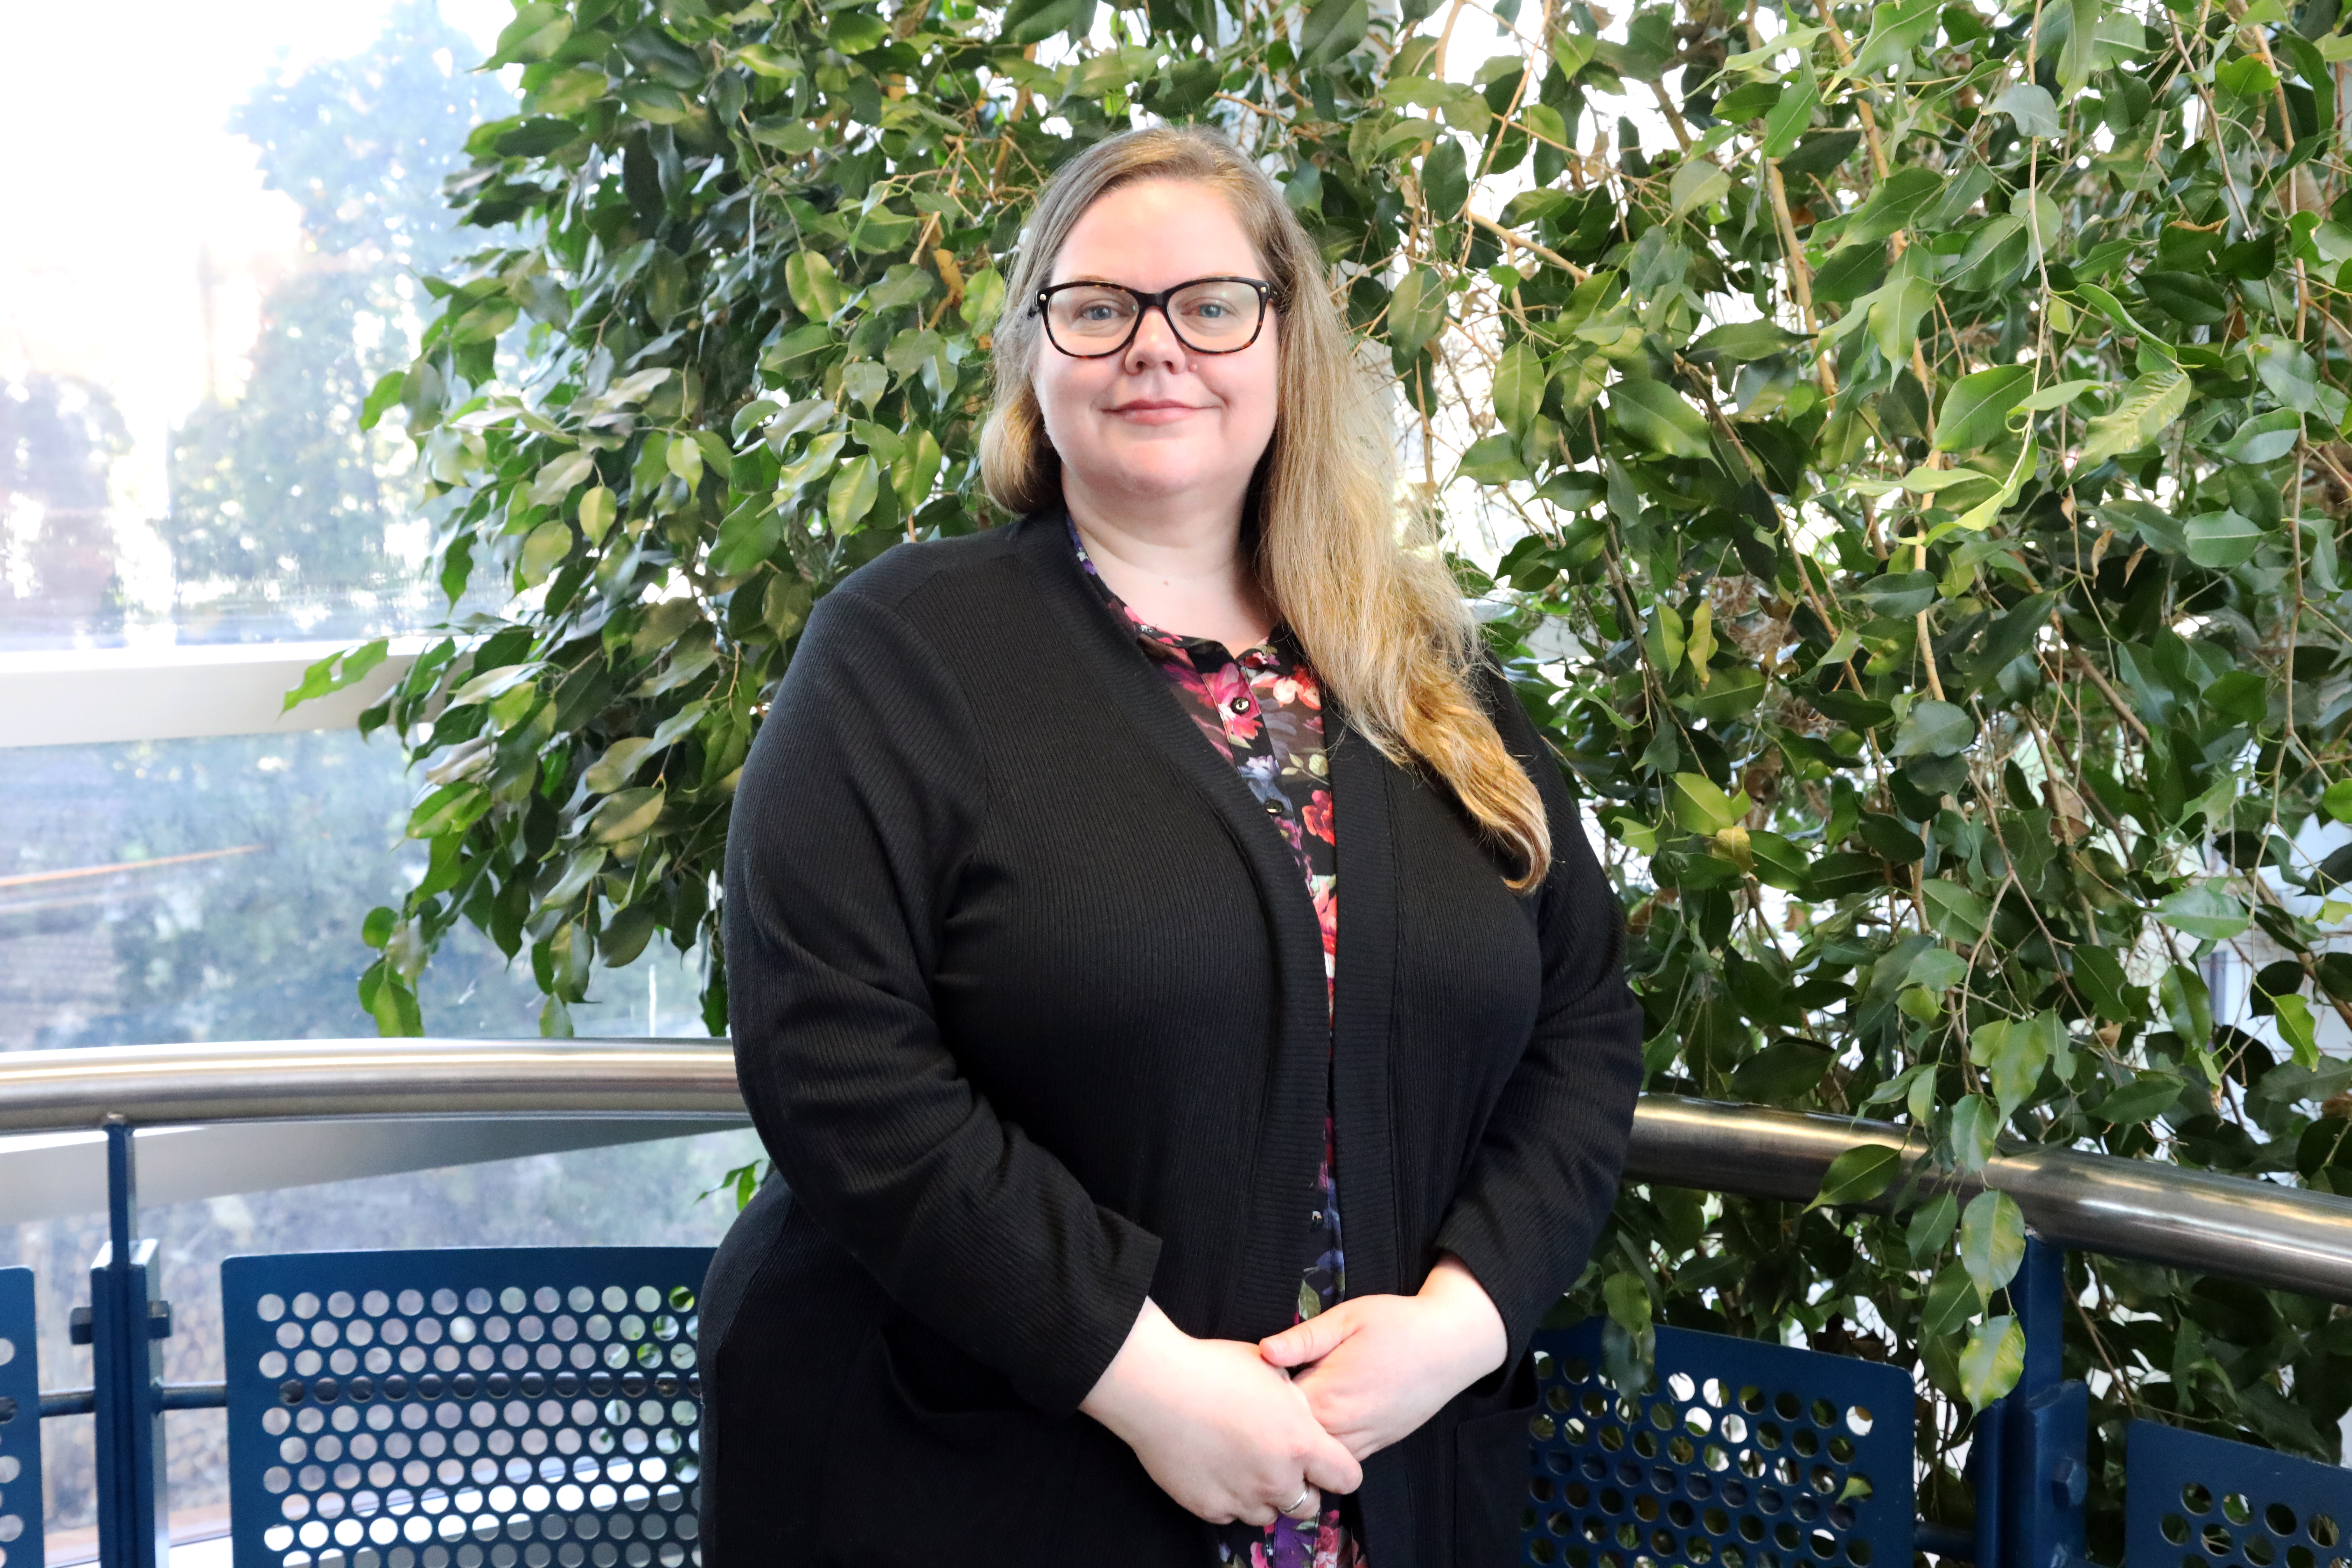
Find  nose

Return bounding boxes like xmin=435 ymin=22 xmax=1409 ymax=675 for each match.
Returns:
xmin=1122 ymin=301 xmax=1190 ymax=375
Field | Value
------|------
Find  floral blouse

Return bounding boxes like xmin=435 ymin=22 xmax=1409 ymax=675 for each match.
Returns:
xmin=1069 ymin=518 xmax=1366 ymax=1568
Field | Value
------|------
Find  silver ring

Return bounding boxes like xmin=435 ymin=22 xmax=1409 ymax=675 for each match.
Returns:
xmin=1284 ymin=1485 xmax=1315 ymax=1518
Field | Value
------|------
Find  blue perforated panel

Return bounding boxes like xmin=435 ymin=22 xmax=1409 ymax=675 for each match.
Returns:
xmin=224 ymin=1249 xmax=712 ymax=1568
xmin=1520 ymin=1320 xmax=1916 ymax=1568
xmin=2127 ymin=1419 xmax=2352 ymax=1568
xmin=0 ymin=1267 xmax=41 ymax=1568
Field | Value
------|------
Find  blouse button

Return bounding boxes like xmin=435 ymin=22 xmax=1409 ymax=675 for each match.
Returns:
xmin=1229 ymin=696 xmax=1250 ymax=714
xmin=1264 ymin=800 xmax=1282 ymax=816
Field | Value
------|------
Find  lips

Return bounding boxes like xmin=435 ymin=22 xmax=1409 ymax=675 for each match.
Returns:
xmin=1109 ymin=401 xmax=1199 ymax=413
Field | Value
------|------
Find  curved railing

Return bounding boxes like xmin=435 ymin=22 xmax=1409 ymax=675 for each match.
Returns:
xmin=7 ymin=1039 xmax=2352 ymax=1302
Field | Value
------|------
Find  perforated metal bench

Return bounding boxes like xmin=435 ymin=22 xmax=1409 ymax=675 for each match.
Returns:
xmin=1520 ymin=1320 xmax=1917 ymax=1568
xmin=0 ymin=1267 xmax=41 ymax=1568
xmin=2128 ymin=1418 xmax=2352 ymax=1568
xmin=222 ymin=1249 xmax=713 ymax=1568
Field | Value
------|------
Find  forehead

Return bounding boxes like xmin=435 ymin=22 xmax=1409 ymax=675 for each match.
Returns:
xmin=1049 ymin=179 xmax=1262 ymax=288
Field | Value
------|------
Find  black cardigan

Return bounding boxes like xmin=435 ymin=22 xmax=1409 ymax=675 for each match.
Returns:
xmin=699 ymin=506 xmax=1644 ymax=1568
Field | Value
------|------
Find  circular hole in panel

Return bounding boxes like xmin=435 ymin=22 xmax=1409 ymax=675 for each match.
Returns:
xmin=1533 ymin=1541 xmax=1558 ymax=1564
xmin=1724 ymin=1548 xmax=1746 ymax=1568
xmin=1688 ymin=1476 xmax=1716 ymax=1503
xmin=1844 ymin=1408 xmax=1873 ymax=1437
xmin=2186 ymin=1487 xmax=2214 ymax=1517
xmin=1566 ymin=1418 xmax=1590 ymax=1443
xmin=1652 ymin=1529 xmax=1678 ymax=1555
xmin=1809 ymin=1531 xmax=1835 ymax=1559
xmin=1850 ymin=1542 xmax=1872 ymax=1566
xmin=1670 ymin=1437 xmax=1696 ymax=1465
xmin=1634 ymin=1432 xmax=1659 ymax=1459
xmin=635 ymin=1289 xmax=661 ymax=1313
xmin=1742 ymin=1388 xmax=1766 ymax=1415
xmin=1550 ymin=1387 xmax=1574 ymax=1413
xmin=260 ymin=1295 xmax=287 ymax=1323
xmin=1532 ymin=1415 xmax=1558 ymax=1442
xmin=1671 ymin=1502 xmax=1696 ymax=1528
xmin=2229 ymin=1498 xmax=2256 ymax=1527
xmin=1703 ymin=1380 xmax=1726 ymax=1410
xmin=1740 ymin=1452 xmax=1767 ymax=1480
xmin=599 ymin=1289 xmax=625 ymax=1313
xmin=1773 ymin=1524 xmax=1800 ymax=1551
xmin=431 ymin=1291 xmax=459 ymax=1316
xmin=295 ymin=1294 xmax=322 ymax=1320
xmin=1706 ymin=1509 xmax=1732 ymax=1536
xmin=362 ymin=1292 xmax=391 ymax=1317
xmin=1810 ymin=1468 xmax=1835 ymax=1496
xmin=2252 ymin=1539 xmax=2278 ymax=1566
xmin=1614 ymin=1521 xmax=1638 ymax=1550
xmin=1692 ymin=1539 xmax=1715 ymax=1563
xmin=1740 ymin=1516 xmax=1765 ymax=1543
xmin=1601 ymin=1427 xmax=1624 ymax=1454
xmin=463 ymin=1290 xmax=490 ymax=1315
xmin=1705 ymin=1447 xmax=1729 ymax=1473
xmin=262 ymin=1352 xmax=288 ymax=1378
xmin=2313 ymin=1518 xmax=2340 ymax=1549
xmin=1533 ymin=1350 xmax=1556 ymax=1383
xmin=1774 ymin=1393 xmax=1801 ymax=1421
xmin=1688 ymin=1409 xmax=1715 ymax=1436
xmin=1669 ymin=1374 xmax=1697 ymax=1403
xmin=2273 ymin=1508 xmax=2302 ymax=1539
xmin=398 ymin=1292 xmax=424 ymax=1316
xmin=1722 ymin=1416 xmax=1749 ymax=1444
xmin=1567 ymin=1358 xmax=1593 ymax=1383
xmin=2166 ymin=1523 xmax=2193 ymax=1550
xmin=1793 ymin=1431 xmax=1819 ymax=1458
xmin=1829 ymin=1437 xmax=1855 ymax=1464
xmin=1809 ymin=1401 xmax=1835 ymax=1428
xmin=1649 ymin=1403 xmax=1674 ymax=1433
xmin=1637 ymin=1496 xmax=1661 ymax=1522
xmin=1758 ymin=1425 xmax=1782 ymax=1452
xmin=329 ymin=1293 xmax=356 ymax=1319
xmin=1602 ymin=1489 xmax=1625 ymax=1513
xmin=2206 ymin=1526 xmax=2237 ymax=1557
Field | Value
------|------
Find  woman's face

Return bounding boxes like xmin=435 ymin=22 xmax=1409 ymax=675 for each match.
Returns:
xmin=1030 ymin=178 xmax=1281 ymax=517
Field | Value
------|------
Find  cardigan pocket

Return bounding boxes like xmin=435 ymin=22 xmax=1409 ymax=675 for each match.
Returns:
xmin=1452 ymin=1401 xmax=1539 ymax=1564
xmin=814 ymin=1321 xmax=1079 ymax=1566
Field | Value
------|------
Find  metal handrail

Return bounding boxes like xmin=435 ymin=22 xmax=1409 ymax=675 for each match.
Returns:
xmin=8 ymin=1041 xmax=2352 ymax=1302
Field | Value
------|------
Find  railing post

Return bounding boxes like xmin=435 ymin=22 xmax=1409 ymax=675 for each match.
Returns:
xmin=90 ymin=1118 xmax=167 ymax=1568
xmin=1975 ymin=1234 xmax=2087 ymax=1568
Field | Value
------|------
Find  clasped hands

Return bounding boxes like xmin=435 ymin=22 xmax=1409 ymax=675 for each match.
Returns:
xmin=1078 ymin=1256 xmax=1507 ymax=1528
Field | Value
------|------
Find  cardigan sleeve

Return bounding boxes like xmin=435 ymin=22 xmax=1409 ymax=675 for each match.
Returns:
xmin=1432 ymin=662 xmax=1646 ymax=1362
xmin=722 ymin=582 xmax=1163 ymax=1417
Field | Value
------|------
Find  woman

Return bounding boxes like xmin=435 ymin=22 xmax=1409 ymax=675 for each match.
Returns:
xmin=700 ymin=122 xmax=1644 ymax=1567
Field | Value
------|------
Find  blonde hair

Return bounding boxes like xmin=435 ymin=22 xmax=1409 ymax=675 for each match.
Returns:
xmin=978 ymin=123 xmax=1552 ymax=890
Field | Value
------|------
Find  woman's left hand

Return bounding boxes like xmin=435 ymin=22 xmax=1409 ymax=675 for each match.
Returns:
xmin=1255 ymin=1254 xmax=1509 ymax=1461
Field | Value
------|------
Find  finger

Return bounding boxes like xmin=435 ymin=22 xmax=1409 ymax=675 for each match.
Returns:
xmin=1259 ymin=1305 xmax=1358 ymax=1368
xmin=1302 ymin=1432 xmax=1364 ymax=1496
xmin=1281 ymin=1484 xmax=1322 ymax=1522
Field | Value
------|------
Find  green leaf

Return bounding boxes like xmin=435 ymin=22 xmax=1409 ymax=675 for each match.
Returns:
xmin=585 ymin=737 xmax=657 ymax=794
xmin=1991 ymin=82 xmax=2060 ymax=137
xmin=1608 ymin=375 xmax=1714 ymax=460
xmin=1456 ymin=435 xmax=1530 ymax=485
xmin=2183 ymin=511 xmax=2267 ymax=570
xmin=2222 ymin=409 xmax=2303 ymax=464
xmin=1494 ymin=341 xmax=1545 ymax=436
xmin=2157 ymin=884 xmax=2252 ymax=941
xmin=1421 ymin=136 xmax=1469 ymax=222
xmin=1671 ymin=158 xmax=1732 ymax=218
xmin=1002 ymin=0 xmax=1094 ymax=42
xmin=1670 ymin=771 xmax=1750 ymax=835
xmin=1934 ymin=365 xmax=2035 ymax=451
xmin=786 ymin=249 xmax=847 ymax=321
xmin=1893 ymin=700 xmax=1975 ymax=757
xmin=1959 ymin=1190 xmax=2026 ymax=1295
xmin=1761 ymin=69 xmax=1820 ymax=158
xmin=1388 ymin=267 xmax=1447 ymax=352
xmin=2077 ymin=370 xmax=2191 ymax=468
xmin=827 ymin=454 xmax=882 ymax=534
xmin=1908 ymin=1192 xmax=1960 ymax=1264
xmin=1849 ymin=0 xmax=1941 ymax=75
xmin=1852 ymin=569 xmax=1937 ymax=618
xmin=578 ymin=486 xmax=617 ymax=545
xmin=283 ymin=639 xmax=391 ymax=714
xmin=2095 ymin=1070 xmax=2185 ymax=1125
xmin=2141 ymin=271 xmax=2230 ymax=326
xmin=1949 ymin=1093 xmax=2001 ymax=1171
xmin=519 ymin=520 xmax=573 ymax=588
xmin=1690 ymin=320 xmax=1808 ymax=361
xmin=1807 ymin=1143 xmax=1903 ymax=1210
xmin=1298 ymin=0 xmax=1369 ymax=67
xmin=2325 ymin=778 xmax=2352 ymax=822
xmin=591 ymin=786 xmax=667 ymax=844
xmin=1959 ymin=1315 xmax=2026 ymax=1407
xmin=2253 ymin=335 xmax=2323 ymax=412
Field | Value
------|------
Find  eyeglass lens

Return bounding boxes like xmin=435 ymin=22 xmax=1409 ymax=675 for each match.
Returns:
xmin=1044 ymin=280 xmax=1262 ymax=352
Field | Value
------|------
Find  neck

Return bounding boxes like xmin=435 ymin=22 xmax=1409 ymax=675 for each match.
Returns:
xmin=1064 ymin=479 xmax=1273 ymax=651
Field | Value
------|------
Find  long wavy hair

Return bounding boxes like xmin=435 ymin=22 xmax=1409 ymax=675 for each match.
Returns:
xmin=978 ymin=123 xmax=1551 ymax=890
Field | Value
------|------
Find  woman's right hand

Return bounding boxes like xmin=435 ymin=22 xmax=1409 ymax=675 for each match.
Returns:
xmin=1079 ymin=1297 xmax=1362 ymax=1525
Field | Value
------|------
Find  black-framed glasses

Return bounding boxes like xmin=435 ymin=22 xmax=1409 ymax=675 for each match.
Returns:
xmin=1031 ymin=276 xmax=1275 ymax=358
